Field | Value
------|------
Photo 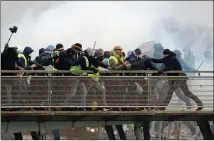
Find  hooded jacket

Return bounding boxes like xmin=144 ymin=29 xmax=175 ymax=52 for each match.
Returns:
xmin=174 ymin=55 xmax=196 ymax=71
xmin=131 ymin=55 xmax=157 ymax=70
xmin=1 ymin=46 xmax=19 ymax=71
xmin=108 ymin=50 xmax=126 ymax=70
xmin=102 ymin=51 xmax=110 ymax=66
xmin=151 ymin=52 xmax=182 ymax=76
xmin=56 ymin=48 xmax=76 ymax=70
xmin=70 ymin=50 xmax=108 ymax=74
xmin=125 ymin=52 xmax=138 ymax=63
xmin=34 ymin=48 xmax=45 ymax=63
xmin=17 ymin=46 xmax=41 ymax=70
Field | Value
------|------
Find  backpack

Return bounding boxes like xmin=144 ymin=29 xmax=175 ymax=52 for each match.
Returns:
xmin=37 ymin=51 xmax=53 ymax=66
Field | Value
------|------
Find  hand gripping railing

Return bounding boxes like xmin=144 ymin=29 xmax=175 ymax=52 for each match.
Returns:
xmin=1 ymin=70 xmax=213 ymax=111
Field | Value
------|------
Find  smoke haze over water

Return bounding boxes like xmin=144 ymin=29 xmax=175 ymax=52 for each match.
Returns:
xmin=1 ymin=1 xmax=213 ymax=69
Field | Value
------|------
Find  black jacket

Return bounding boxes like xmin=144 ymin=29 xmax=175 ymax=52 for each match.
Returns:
xmin=90 ymin=57 xmax=108 ymax=69
xmin=131 ymin=55 xmax=157 ymax=70
xmin=56 ymin=49 xmax=75 ymax=70
xmin=1 ymin=47 xmax=19 ymax=70
xmin=151 ymin=52 xmax=182 ymax=76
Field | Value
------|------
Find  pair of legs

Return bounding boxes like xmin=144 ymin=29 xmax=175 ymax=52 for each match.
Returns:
xmin=87 ymin=80 xmax=107 ymax=106
xmin=62 ymin=79 xmax=87 ymax=106
xmin=156 ymin=79 xmax=192 ymax=108
xmin=162 ymin=79 xmax=203 ymax=110
xmin=63 ymin=79 xmax=107 ymax=107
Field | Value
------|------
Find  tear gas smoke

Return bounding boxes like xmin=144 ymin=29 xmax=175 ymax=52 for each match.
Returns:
xmin=1 ymin=1 xmax=213 ymax=71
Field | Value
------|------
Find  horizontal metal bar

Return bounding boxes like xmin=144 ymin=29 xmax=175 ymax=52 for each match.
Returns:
xmin=1 ymin=70 xmax=213 ymax=73
xmin=1 ymin=105 xmax=211 ymax=108
xmin=1 ymin=90 xmax=213 ymax=93
xmin=1 ymin=110 xmax=213 ymax=115
xmin=1 ymin=85 xmax=213 ymax=88
xmin=1 ymin=76 xmax=213 ymax=78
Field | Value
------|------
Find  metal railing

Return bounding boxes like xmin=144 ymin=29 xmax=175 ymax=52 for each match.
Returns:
xmin=1 ymin=70 xmax=213 ymax=111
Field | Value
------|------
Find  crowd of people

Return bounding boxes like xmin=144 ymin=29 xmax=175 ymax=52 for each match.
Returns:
xmin=1 ymin=42 xmax=203 ymax=111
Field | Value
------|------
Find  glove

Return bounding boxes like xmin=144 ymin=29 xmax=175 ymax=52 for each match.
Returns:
xmin=126 ymin=64 xmax=131 ymax=70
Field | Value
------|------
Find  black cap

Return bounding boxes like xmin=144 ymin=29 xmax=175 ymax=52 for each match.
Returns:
xmin=39 ymin=48 xmax=45 ymax=55
xmin=74 ymin=43 xmax=82 ymax=48
xmin=56 ymin=43 xmax=64 ymax=50
xmin=135 ymin=48 xmax=141 ymax=54
xmin=163 ymin=49 xmax=171 ymax=55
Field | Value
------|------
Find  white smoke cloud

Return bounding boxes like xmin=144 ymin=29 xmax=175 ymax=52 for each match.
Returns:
xmin=1 ymin=1 xmax=213 ymax=68
xmin=1 ymin=1 xmax=213 ymax=111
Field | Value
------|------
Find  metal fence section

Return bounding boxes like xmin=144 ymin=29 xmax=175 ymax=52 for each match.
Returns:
xmin=1 ymin=70 xmax=213 ymax=111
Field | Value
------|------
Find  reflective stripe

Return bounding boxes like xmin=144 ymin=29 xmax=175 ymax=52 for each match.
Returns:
xmin=52 ymin=53 xmax=58 ymax=70
xmin=97 ymin=66 xmax=101 ymax=71
xmin=83 ymin=56 xmax=89 ymax=68
xmin=88 ymin=73 xmax=99 ymax=81
xmin=70 ymin=66 xmax=82 ymax=75
xmin=88 ymin=66 xmax=101 ymax=81
xmin=70 ymin=56 xmax=89 ymax=75
xmin=108 ymin=56 xmax=118 ymax=65
xmin=17 ymin=74 xmax=23 ymax=78
xmin=52 ymin=54 xmax=54 ymax=65
xmin=18 ymin=54 xmax=27 ymax=67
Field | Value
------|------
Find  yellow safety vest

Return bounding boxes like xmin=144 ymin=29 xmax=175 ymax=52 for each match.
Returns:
xmin=88 ymin=66 xmax=101 ymax=81
xmin=17 ymin=54 xmax=27 ymax=78
xmin=53 ymin=67 xmax=58 ymax=71
xmin=52 ymin=54 xmax=58 ymax=71
xmin=18 ymin=54 xmax=28 ymax=67
xmin=70 ymin=56 xmax=89 ymax=75
xmin=83 ymin=56 xmax=89 ymax=68
xmin=108 ymin=56 xmax=119 ymax=65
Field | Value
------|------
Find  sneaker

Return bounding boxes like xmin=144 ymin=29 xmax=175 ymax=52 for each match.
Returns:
xmin=196 ymin=106 xmax=204 ymax=111
xmin=196 ymin=103 xmax=204 ymax=111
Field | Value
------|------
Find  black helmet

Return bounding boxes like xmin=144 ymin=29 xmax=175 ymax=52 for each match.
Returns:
xmin=84 ymin=48 xmax=93 ymax=57
xmin=23 ymin=46 xmax=34 ymax=54
xmin=94 ymin=49 xmax=104 ymax=58
xmin=135 ymin=48 xmax=141 ymax=54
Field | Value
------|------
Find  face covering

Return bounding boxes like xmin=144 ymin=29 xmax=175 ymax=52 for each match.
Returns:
xmin=29 ymin=53 xmax=32 ymax=57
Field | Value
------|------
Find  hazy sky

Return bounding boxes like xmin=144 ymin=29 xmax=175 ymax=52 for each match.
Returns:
xmin=1 ymin=1 xmax=213 ymax=63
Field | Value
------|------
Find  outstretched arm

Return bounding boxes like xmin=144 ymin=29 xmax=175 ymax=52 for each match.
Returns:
xmin=151 ymin=58 xmax=164 ymax=63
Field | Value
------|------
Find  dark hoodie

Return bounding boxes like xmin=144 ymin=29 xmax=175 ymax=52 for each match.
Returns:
xmin=56 ymin=48 xmax=76 ymax=70
xmin=131 ymin=55 xmax=157 ymax=70
xmin=34 ymin=48 xmax=45 ymax=63
xmin=1 ymin=46 xmax=19 ymax=70
xmin=17 ymin=46 xmax=42 ymax=70
xmin=151 ymin=51 xmax=182 ymax=76
xmin=104 ymin=51 xmax=110 ymax=58
xmin=70 ymin=51 xmax=93 ymax=71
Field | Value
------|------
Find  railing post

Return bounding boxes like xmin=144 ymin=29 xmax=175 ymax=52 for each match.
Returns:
xmin=134 ymin=122 xmax=143 ymax=140
xmin=147 ymin=73 xmax=151 ymax=111
xmin=48 ymin=72 xmax=52 ymax=111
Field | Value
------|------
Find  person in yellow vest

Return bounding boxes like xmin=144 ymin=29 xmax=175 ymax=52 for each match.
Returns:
xmin=108 ymin=46 xmax=129 ymax=70
xmin=17 ymin=46 xmax=40 ymax=70
xmin=63 ymin=47 xmax=107 ymax=109
xmin=86 ymin=48 xmax=108 ymax=108
xmin=60 ymin=43 xmax=89 ymax=108
xmin=108 ymin=46 xmax=129 ymax=110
